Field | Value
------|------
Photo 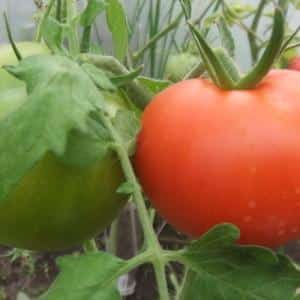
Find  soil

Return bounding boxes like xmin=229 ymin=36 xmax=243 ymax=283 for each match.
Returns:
xmin=0 ymin=226 xmax=299 ymax=300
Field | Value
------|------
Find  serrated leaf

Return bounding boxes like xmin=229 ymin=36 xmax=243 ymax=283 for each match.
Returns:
xmin=116 ymin=181 xmax=134 ymax=195
xmin=106 ymin=0 xmax=129 ymax=61
xmin=217 ymin=17 xmax=235 ymax=58
xmin=82 ymin=63 xmax=116 ymax=91
xmin=39 ymin=252 xmax=125 ymax=300
xmin=80 ymin=0 xmax=107 ymax=27
xmin=0 ymin=55 xmax=107 ymax=202
xmin=112 ymin=110 xmax=140 ymax=156
xmin=138 ymin=76 xmax=171 ymax=93
xmin=178 ymin=224 xmax=300 ymax=300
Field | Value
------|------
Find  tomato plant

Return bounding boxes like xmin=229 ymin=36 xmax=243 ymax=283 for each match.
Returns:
xmin=2 ymin=1 xmax=300 ymax=300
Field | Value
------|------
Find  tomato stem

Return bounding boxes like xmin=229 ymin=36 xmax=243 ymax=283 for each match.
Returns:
xmin=99 ymin=111 xmax=170 ymax=300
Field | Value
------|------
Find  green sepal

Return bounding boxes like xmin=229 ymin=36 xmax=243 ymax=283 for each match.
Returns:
xmin=235 ymin=8 xmax=285 ymax=89
xmin=214 ymin=48 xmax=241 ymax=82
xmin=188 ymin=22 xmax=236 ymax=90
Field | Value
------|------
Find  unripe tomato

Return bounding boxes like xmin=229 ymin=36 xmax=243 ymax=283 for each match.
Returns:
xmin=135 ymin=70 xmax=300 ymax=248
xmin=0 ymin=43 xmax=126 ymax=251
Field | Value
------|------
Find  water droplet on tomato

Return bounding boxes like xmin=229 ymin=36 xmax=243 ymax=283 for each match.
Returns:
xmin=248 ymin=201 xmax=257 ymax=209
xmin=243 ymin=216 xmax=252 ymax=223
xmin=291 ymin=227 xmax=299 ymax=233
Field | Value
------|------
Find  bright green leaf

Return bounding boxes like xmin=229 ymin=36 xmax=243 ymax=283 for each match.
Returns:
xmin=80 ymin=0 xmax=107 ymax=27
xmin=0 ymin=55 xmax=107 ymax=202
xmin=106 ymin=0 xmax=129 ymax=61
xmin=40 ymin=16 xmax=65 ymax=53
xmin=178 ymin=224 xmax=300 ymax=300
xmin=39 ymin=252 xmax=125 ymax=300
xmin=116 ymin=181 xmax=135 ymax=195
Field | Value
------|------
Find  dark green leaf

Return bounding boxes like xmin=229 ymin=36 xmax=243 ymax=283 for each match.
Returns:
xmin=106 ymin=0 xmax=129 ymax=61
xmin=80 ymin=0 xmax=107 ymax=27
xmin=39 ymin=252 xmax=124 ymax=300
xmin=0 ymin=55 xmax=107 ymax=202
xmin=82 ymin=63 xmax=116 ymax=91
xmin=178 ymin=224 xmax=300 ymax=300
xmin=138 ymin=76 xmax=171 ymax=93
xmin=111 ymin=65 xmax=143 ymax=87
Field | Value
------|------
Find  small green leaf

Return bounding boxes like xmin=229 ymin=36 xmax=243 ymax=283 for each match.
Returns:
xmin=111 ymin=65 xmax=143 ymax=87
xmin=40 ymin=16 xmax=65 ymax=53
xmin=39 ymin=252 xmax=125 ymax=300
xmin=82 ymin=63 xmax=116 ymax=91
xmin=116 ymin=181 xmax=135 ymax=195
xmin=178 ymin=224 xmax=300 ymax=300
xmin=80 ymin=0 xmax=107 ymax=27
xmin=217 ymin=17 xmax=235 ymax=58
xmin=0 ymin=55 xmax=107 ymax=202
xmin=106 ymin=0 xmax=129 ymax=61
xmin=138 ymin=76 xmax=171 ymax=93
xmin=112 ymin=110 xmax=140 ymax=156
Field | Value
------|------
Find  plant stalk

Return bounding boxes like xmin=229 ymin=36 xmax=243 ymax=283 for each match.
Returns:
xmin=99 ymin=111 xmax=170 ymax=300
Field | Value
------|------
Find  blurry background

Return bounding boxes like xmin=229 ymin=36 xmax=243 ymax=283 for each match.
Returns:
xmin=1 ymin=0 xmax=299 ymax=71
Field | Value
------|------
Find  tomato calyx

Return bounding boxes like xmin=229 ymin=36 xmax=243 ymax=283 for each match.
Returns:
xmin=181 ymin=4 xmax=285 ymax=90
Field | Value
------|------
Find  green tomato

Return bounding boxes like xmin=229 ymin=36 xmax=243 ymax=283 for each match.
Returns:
xmin=164 ymin=53 xmax=199 ymax=82
xmin=0 ymin=43 xmax=126 ymax=251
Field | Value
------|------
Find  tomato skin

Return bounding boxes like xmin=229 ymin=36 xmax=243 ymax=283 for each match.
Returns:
xmin=135 ymin=70 xmax=300 ymax=247
xmin=0 ymin=44 xmax=126 ymax=251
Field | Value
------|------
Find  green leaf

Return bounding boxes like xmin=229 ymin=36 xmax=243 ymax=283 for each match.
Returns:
xmin=111 ymin=65 xmax=143 ymax=87
xmin=106 ymin=0 xmax=129 ymax=61
xmin=178 ymin=224 xmax=300 ymax=300
xmin=116 ymin=181 xmax=135 ymax=195
xmin=112 ymin=110 xmax=140 ymax=156
xmin=39 ymin=252 xmax=124 ymax=300
xmin=82 ymin=63 xmax=116 ymax=91
xmin=80 ymin=0 xmax=107 ymax=27
xmin=217 ymin=17 xmax=235 ymax=58
xmin=40 ymin=16 xmax=64 ymax=53
xmin=0 ymin=55 xmax=107 ymax=202
xmin=138 ymin=76 xmax=171 ymax=93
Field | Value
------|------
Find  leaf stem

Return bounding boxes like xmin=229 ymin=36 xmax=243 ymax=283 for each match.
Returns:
xmin=99 ymin=111 xmax=170 ymax=300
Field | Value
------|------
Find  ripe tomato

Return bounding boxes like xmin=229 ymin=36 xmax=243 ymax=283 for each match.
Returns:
xmin=288 ymin=56 xmax=300 ymax=71
xmin=0 ymin=43 xmax=126 ymax=251
xmin=135 ymin=70 xmax=300 ymax=247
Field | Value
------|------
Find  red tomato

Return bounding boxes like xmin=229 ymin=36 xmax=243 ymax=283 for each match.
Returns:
xmin=135 ymin=70 xmax=300 ymax=247
xmin=288 ymin=57 xmax=300 ymax=71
